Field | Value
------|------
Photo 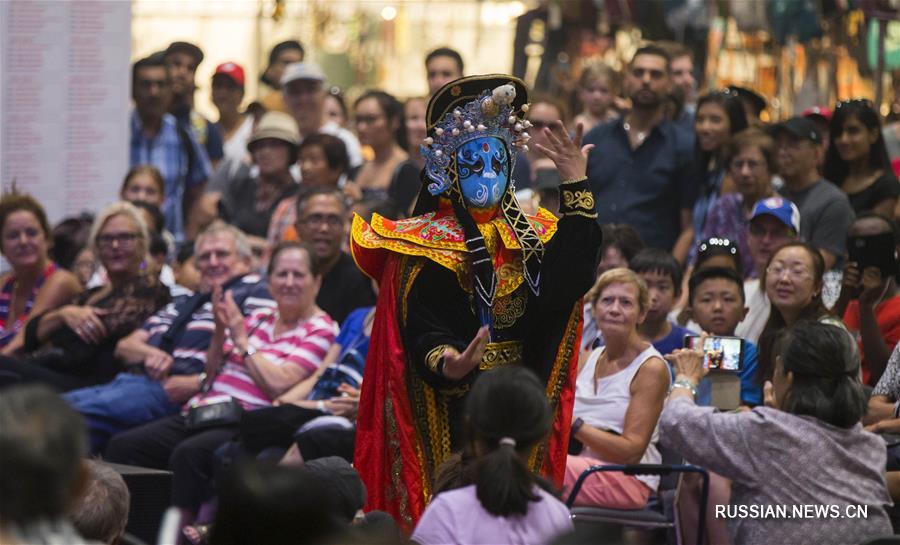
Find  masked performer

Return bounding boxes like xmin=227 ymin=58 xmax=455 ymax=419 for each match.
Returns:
xmin=351 ymin=75 xmax=601 ymax=530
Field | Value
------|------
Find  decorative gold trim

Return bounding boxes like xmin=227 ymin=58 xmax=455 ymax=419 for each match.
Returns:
xmin=562 ymin=210 xmax=599 ymax=219
xmin=528 ymin=302 xmax=583 ymax=471
xmin=479 ymin=340 xmax=524 ymax=371
xmin=561 ymin=189 xmax=595 ymax=211
xmin=492 ymin=288 xmax=527 ymax=329
xmin=384 ymin=396 xmax=413 ymax=527
xmin=560 ymin=175 xmax=589 ymax=185
xmin=425 ymin=345 xmax=451 ymax=374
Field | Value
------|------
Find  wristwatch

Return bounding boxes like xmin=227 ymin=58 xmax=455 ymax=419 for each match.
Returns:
xmin=571 ymin=417 xmax=585 ymax=437
xmin=198 ymin=372 xmax=208 ymax=390
xmin=243 ymin=345 xmax=257 ymax=360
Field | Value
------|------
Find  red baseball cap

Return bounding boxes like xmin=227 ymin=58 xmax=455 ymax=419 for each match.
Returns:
xmin=801 ymin=106 xmax=833 ymax=124
xmin=213 ymin=62 xmax=245 ymax=87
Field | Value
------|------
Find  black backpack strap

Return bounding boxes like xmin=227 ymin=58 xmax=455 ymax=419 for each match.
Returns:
xmin=175 ymin=121 xmax=198 ymax=223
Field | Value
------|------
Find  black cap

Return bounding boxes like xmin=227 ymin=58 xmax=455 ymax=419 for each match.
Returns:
xmin=773 ymin=116 xmax=823 ymax=144
xmin=164 ymin=41 xmax=204 ymax=65
xmin=427 ymin=74 xmax=528 ymax=132
xmin=268 ymin=40 xmax=305 ymax=67
xmin=726 ymin=85 xmax=766 ymax=116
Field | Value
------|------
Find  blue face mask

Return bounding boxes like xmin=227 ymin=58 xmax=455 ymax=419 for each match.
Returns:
xmin=455 ymin=137 xmax=509 ymax=208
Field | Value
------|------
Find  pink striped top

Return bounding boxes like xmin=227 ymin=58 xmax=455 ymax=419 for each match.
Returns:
xmin=189 ymin=307 xmax=338 ymax=410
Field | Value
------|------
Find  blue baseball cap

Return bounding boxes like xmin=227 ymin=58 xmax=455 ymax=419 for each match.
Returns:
xmin=750 ymin=197 xmax=800 ymax=233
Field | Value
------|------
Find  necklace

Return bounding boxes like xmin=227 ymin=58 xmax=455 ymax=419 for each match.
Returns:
xmin=623 ymin=122 xmax=648 ymax=146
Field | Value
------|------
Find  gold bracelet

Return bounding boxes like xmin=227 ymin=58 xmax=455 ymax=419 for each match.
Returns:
xmin=560 ymin=175 xmax=588 ymax=185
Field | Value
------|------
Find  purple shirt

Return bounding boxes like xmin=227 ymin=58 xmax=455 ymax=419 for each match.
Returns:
xmin=412 ymin=485 xmax=573 ymax=545
xmin=689 ymin=192 xmax=755 ymax=277
xmin=660 ymin=396 xmax=892 ymax=545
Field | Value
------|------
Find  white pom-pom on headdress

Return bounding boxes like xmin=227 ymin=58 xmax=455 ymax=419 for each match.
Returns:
xmin=492 ymin=84 xmax=516 ymax=106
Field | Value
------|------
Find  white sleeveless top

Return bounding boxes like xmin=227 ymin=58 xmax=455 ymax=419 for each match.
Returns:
xmin=573 ymin=345 xmax=669 ymax=491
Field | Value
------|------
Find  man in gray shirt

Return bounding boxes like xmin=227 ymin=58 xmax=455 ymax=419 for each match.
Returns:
xmin=774 ymin=116 xmax=855 ymax=270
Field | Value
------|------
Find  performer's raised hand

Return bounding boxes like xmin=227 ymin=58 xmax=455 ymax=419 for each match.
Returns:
xmin=442 ymin=326 xmax=490 ymax=380
xmin=534 ymin=120 xmax=594 ymax=182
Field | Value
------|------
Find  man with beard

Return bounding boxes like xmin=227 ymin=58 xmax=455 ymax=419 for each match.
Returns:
xmin=164 ymin=42 xmax=225 ymax=168
xmin=583 ymin=45 xmax=695 ymax=262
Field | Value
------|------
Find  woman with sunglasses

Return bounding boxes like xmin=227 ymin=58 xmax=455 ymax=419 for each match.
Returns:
xmin=0 ymin=202 xmax=170 ymax=391
xmin=823 ymin=99 xmax=899 ymax=218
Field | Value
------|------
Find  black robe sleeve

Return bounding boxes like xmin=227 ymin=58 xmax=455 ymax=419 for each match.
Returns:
xmin=403 ymin=261 xmax=480 ymax=391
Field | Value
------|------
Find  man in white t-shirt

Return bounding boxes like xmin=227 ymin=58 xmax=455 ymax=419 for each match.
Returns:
xmin=210 ymin=62 xmax=256 ymax=186
xmin=281 ymin=62 xmax=363 ymax=171
xmin=736 ymin=197 xmax=800 ymax=342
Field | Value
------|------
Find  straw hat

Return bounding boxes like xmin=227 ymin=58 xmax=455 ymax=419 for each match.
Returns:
xmin=247 ymin=111 xmax=300 ymax=151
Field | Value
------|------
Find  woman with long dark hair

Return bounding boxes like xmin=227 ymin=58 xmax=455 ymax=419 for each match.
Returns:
xmin=412 ymin=367 xmax=573 ymax=544
xmin=823 ymin=99 xmax=899 ymax=217
xmin=686 ymin=90 xmax=749 ymax=263
xmin=343 ymin=90 xmax=419 ymax=215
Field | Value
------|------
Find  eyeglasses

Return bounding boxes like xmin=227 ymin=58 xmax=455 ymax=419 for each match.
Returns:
xmin=196 ymin=249 xmax=235 ymax=264
xmin=749 ymin=223 xmax=792 ymax=238
xmin=355 ymin=114 xmax=385 ymax=126
xmin=730 ymin=159 xmax=764 ymax=171
xmin=96 ymin=232 xmax=140 ymax=248
xmin=766 ymin=264 xmax=811 ymax=281
xmin=300 ymin=214 xmax=343 ymax=229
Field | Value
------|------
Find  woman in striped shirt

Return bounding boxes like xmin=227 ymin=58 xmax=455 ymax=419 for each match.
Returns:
xmin=104 ymin=241 xmax=338 ymax=528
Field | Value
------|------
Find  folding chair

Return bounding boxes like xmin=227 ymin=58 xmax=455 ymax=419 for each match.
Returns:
xmin=565 ymin=463 xmax=709 ymax=545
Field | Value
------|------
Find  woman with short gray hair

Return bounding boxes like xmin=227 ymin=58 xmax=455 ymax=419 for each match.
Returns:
xmin=661 ymin=322 xmax=892 ymax=545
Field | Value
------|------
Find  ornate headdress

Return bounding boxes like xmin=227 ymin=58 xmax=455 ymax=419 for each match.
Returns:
xmin=415 ymin=75 xmax=545 ymax=331
xmin=421 ymin=82 xmax=533 ymax=196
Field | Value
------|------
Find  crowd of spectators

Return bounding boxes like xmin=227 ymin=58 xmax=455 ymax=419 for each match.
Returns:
xmin=1 ymin=34 xmax=899 ymax=545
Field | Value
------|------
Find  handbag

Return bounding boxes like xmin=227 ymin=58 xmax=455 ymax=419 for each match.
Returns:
xmin=184 ymin=310 xmax=270 ymax=430
xmin=186 ymin=394 xmax=243 ymax=429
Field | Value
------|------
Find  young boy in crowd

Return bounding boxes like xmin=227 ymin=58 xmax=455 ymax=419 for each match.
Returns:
xmin=629 ymin=249 xmax=695 ymax=354
xmin=685 ymin=266 xmax=762 ymax=406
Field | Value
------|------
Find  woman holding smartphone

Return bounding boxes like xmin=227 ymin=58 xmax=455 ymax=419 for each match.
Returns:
xmin=662 ymin=323 xmax=892 ymax=545
xmin=565 ymin=268 xmax=671 ymax=508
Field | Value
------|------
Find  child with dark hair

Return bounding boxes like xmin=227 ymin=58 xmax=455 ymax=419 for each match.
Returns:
xmin=678 ymin=266 xmax=763 ymax=545
xmin=685 ymin=267 xmax=761 ymax=406
xmin=412 ymin=367 xmax=573 ymax=544
xmin=629 ymin=248 xmax=695 ymax=354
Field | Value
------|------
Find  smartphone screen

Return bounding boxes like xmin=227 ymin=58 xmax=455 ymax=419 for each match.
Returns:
xmin=684 ymin=335 xmax=743 ymax=371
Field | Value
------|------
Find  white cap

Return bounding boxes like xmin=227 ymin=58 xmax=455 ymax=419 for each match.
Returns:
xmin=281 ymin=62 xmax=325 ymax=87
